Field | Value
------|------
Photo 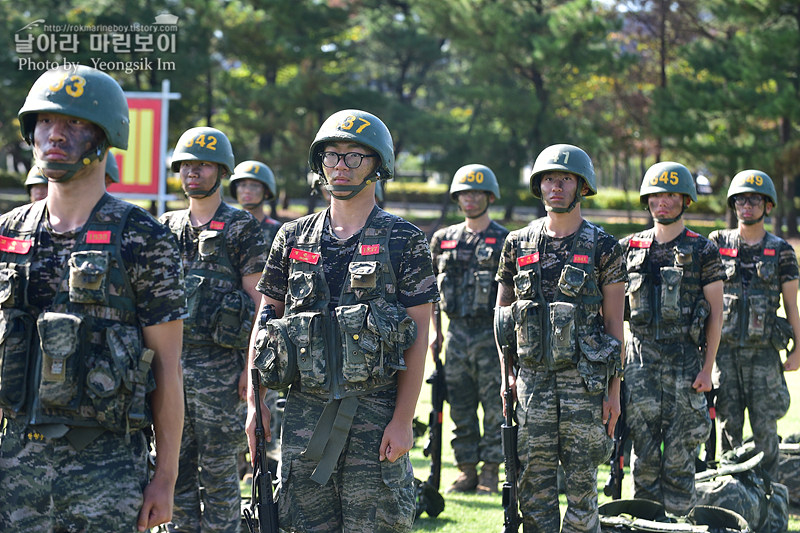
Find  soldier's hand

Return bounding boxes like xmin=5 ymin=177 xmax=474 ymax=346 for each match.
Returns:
xmin=238 ymin=369 xmax=248 ymax=401
xmin=138 ymin=474 xmax=175 ymax=531
xmin=380 ymin=417 xmax=412 ymax=463
xmin=784 ymin=349 xmax=800 ymax=372
xmin=692 ymin=368 xmax=712 ymax=392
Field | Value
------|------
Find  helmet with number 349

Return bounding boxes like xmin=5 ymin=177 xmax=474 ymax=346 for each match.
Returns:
xmin=727 ymin=169 xmax=777 ymax=208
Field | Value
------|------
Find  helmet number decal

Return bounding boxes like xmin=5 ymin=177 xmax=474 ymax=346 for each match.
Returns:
xmin=650 ymin=171 xmax=679 ymax=186
xmin=549 ymin=151 xmax=570 ymax=164
xmin=744 ymin=173 xmax=763 ymax=186
xmin=248 ymin=164 xmax=260 ymax=174
xmin=48 ymin=74 xmax=86 ymax=98
xmin=459 ymin=171 xmax=484 ymax=184
xmin=339 ymin=115 xmax=371 ymax=134
xmin=185 ymin=134 xmax=218 ymax=150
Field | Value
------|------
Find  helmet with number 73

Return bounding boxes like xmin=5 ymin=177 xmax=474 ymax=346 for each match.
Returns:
xmin=308 ymin=109 xmax=394 ymax=200
xmin=727 ymin=169 xmax=777 ymax=208
xmin=18 ymin=65 xmax=130 ymax=182
xmin=449 ymin=164 xmax=501 ymax=201
xmin=171 ymin=127 xmax=235 ymax=198
xmin=640 ymin=161 xmax=697 ymax=203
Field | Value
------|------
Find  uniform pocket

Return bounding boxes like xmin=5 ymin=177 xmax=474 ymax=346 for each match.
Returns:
xmin=197 ymin=229 xmax=222 ymax=258
xmin=550 ymin=302 xmax=576 ymax=366
xmin=367 ymin=299 xmax=415 ymax=376
xmin=349 ymin=261 xmax=380 ymax=300
xmin=471 ymin=270 xmax=494 ymax=312
xmin=288 ymin=271 xmax=321 ymax=310
xmin=511 ymin=299 xmax=542 ymax=367
xmin=254 ymin=317 xmax=297 ymax=391
xmin=287 ymin=312 xmax=327 ymax=389
xmin=660 ymin=266 xmax=683 ymax=321
xmin=68 ymin=250 xmax=110 ymax=304
xmin=336 ymin=303 xmax=375 ymax=382
xmin=558 ymin=264 xmax=586 ymax=298
xmin=0 ymin=264 xmax=28 ymax=307
xmin=745 ymin=294 xmax=767 ymax=342
xmin=0 ymin=308 xmax=34 ymax=412
xmin=627 ymin=272 xmax=651 ymax=325
xmin=211 ymin=290 xmax=255 ymax=349
xmin=721 ymin=293 xmax=740 ymax=342
xmin=577 ymin=329 xmax=622 ymax=393
xmin=37 ymin=312 xmax=85 ymax=410
xmin=513 ymin=270 xmax=536 ymax=300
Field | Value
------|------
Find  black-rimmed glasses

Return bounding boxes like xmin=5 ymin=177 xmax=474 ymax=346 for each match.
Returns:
xmin=321 ymin=151 xmax=377 ymax=169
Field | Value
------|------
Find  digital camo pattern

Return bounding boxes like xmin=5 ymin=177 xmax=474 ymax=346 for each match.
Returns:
xmin=443 ymin=318 xmax=503 ymax=466
xmin=0 ymin=415 xmax=149 ymax=531
xmin=277 ymin=389 xmax=415 ymax=533
xmin=257 ymin=207 xmax=438 ymax=309
xmin=709 ymin=233 xmax=799 ymax=286
xmin=777 ymin=434 xmax=800 ymax=506
xmin=516 ymin=366 xmax=612 ymax=532
xmin=261 ymin=217 xmax=282 ymax=251
xmin=168 ymin=344 xmax=245 ymax=533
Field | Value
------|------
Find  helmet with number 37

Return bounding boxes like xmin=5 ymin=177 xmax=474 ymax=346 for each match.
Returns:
xmin=727 ymin=169 xmax=777 ymax=208
xmin=640 ymin=161 xmax=697 ymax=203
xmin=449 ymin=164 xmax=501 ymax=201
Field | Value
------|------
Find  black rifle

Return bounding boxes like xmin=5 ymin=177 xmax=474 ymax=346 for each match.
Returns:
xmin=603 ymin=381 xmax=628 ymax=500
xmin=704 ymin=387 xmax=717 ymax=468
xmin=415 ymin=326 xmax=446 ymax=518
xmin=243 ymin=367 xmax=279 ymax=533
xmin=501 ymin=344 xmax=522 ymax=532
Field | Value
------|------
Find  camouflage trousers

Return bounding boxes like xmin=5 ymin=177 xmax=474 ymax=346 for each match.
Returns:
xmin=624 ymin=337 xmax=711 ymax=515
xmin=444 ymin=317 xmax=503 ymax=466
xmin=278 ymin=388 xmax=415 ymax=532
xmin=515 ymin=364 xmax=612 ymax=533
xmin=0 ymin=418 xmax=149 ymax=532
xmin=168 ymin=344 xmax=245 ymax=533
xmin=713 ymin=345 xmax=790 ymax=480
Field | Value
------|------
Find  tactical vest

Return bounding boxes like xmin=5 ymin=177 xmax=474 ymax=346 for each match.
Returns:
xmin=435 ymin=221 xmax=505 ymax=318
xmin=715 ymin=230 xmax=784 ymax=348
xmin=255 ymin=207 xmax=417 ymax=399
xmin=0 ymin=195 xmax=154 ymax=435
xmin=510 ymin=219 xmax=620 ymax=392
xmin=261 ymin=217 xmax=281 ymax=249
xmin=166 ymin=203 xmax=254 ymax=349
xmin=625 ymin=228 xmax=710 ymax=344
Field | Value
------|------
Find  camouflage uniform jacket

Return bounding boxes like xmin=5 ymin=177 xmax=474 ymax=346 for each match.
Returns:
xmin=430 ymin=220 xmax=508 ymax=318
xmin=710 ymin=229 xmax=798 ymax=348
xmin=0 ymin=194 xmax=185 ymax=433
xmin=261 ymin=216 xmax=282 ymax=251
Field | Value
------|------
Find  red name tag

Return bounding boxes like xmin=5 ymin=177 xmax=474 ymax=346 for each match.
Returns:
xmin=629 ymin=239 xmax=652 ymax=249
xmin=518 ymin=252 xmax=539 ymax=267
xmin=289 ymin=248 xmax=320 ymax=264
xmin=573 ymin=254 xmax=589 ymax=264
xmin=485 ymin=237 xmax=497 ymax=244
xmin=360 ymin=244 xmax=380 ymax=255
xmin=764 ymin=248 xmax=776 ymax=256
xmin=686 ymin=230 xmax=700 ymax=238
xmin=86 ymin=230 xmax=111 ymax=244
xmin=209 ymin=220 xmax=225 ymax=230
xmin=0 ymin=236 xmax=32 ymax=254
xmin=719 ymin=248 xmax=738 ymax=257
xmin=441 ymin=240 xmax=458 ymax=249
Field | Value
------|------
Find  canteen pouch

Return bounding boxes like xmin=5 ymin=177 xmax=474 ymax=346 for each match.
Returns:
xmin=550 ymin=302 xmax=577 ymax=367
xmin=627 ymin=272 xmax=651 ymax=326
xmin=0 ymin=308 xmax=35 ymax=412
xmin=0 ymin=263 xmax=28 ymax=308
xmin=472 ymin=270 xmax=494 ymax=312
xmin=254 ymin=317 xmax=297 ymax=391
xmin=197 ymin=229 xmax=222 ymax=258
xmin=211 ymin=290 xmax=255 ymax=349
xmin=367 ymin=298 xmax=415 ymax=376
xmin=349 ymin=261 xmax=380 ymax=300
xmin=578 ymin=330 xmax=621 ymax=394
xmin=689 ymin=299 xmax=711 ymax=346
xmin=771 ymin=316 xmax=794 ymax=352
xmin=286 ymin=311 xmax=327 ymax=389
xmin=67 ymin=250 xmax=110 ymax=304
xmin=511 ymin=299 xmax=542 ymax=367
xmin=337 ymin=303 xmax=380 ymax=382
xmin=37 ymin=312 xmax=85 ymax=411
xmin=659 ymin=267 xmax=683 ymax=321
xmin=558 ymin=264 xmax=587 ymax=298
xmin=288 ymin=271 xmax=321 ymax=310
xmin=513 ymin=270 xmax=536 ymax=300
xmin=745 ymin=294 xmax=767 ymax=342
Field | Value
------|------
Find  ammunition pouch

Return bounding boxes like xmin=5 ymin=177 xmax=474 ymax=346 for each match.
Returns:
xmin=0 ymin=308 xmax=35 ymax=412
xmin=254 ymin=317 xmax=297 ymax=391
xmin=212 ymin=289 xmax=255 ymax=349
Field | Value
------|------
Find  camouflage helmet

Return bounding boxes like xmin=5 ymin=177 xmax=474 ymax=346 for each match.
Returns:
xmin=309 ymin=109 xmax=394 ymax=181
xmin=640 ymin=161 xmax=697 ymax=203
xmin=18 ymin=65 xmax=129 ymax=150
xmin=24 ymin=166 xmax=47 ymax=190
xmin=727 ymin=169 xmax=777 ymax=208
xmin=105 ymin=154 xmax=120 ymax=184
xmin=171 ymin=127 xmax=235 ymax=175
xmin=529 ymin=144 xmax=597 ymax=198
xmin=449 ymin=164 xmax=501 ymax=201
xmin=229 ymin=160 xmax=276 ymax=200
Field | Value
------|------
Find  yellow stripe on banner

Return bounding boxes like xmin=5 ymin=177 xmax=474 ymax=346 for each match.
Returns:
xmin=136 ymin=109 xmax=155 ymax=186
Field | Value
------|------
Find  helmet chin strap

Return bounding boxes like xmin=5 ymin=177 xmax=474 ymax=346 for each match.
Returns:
xmin=322 ymin=172 xmax=379 ymax=201
xmin=739 ymin=206 xmax=766 ymax=226
xmin=545 ymin=191 xmax=581 ymax=214
xmin=185 ymin=172 xmax=222 ymax=199
xmin=650 ymin=203 xmax=686 ymax=225
xmin=36 ymin=142 xmax=107 ymax=183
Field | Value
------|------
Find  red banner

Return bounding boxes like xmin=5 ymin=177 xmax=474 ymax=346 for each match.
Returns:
xmin=107 ymin=98 xmax=163 ymax=195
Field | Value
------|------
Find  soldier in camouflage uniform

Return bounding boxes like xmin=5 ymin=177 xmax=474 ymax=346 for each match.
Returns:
xmin=621 ymin=161 xmax=724 ymax=516
xmin=708 ymin=170 xmax=800 ymax=480
xmin=24 ymin=165 xmax=48 ymax=202
xmin=0 ymin=65 xmax=185 ymax=532
xmin=430 ymin=164 xmax=508 ymax=494
xmin=160 ymin=128 xmax=267 ymax=533
xmin=495 ymin=144 xmax=625 ymax=532
xmin=246 ymin=109 xmax=438 ymax=533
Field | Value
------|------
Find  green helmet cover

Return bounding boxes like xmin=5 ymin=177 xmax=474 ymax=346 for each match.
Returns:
xmin=529 ymin=144 xmax=597 ymax=198
xmin=229 ymin=160 xmax=277 ymax=200
xmin=309 ymin=110 xmax=394 ymax=201
xmin=24 ymin=166 xmax=47 ymax=189
xmin=450 ymin=164 xmax=501 ymax=201
xmin=640 ymin=161 xmax=697 ymax=203
xmin=171 ymin=127 xmax=235 ymax=174
xmin=727 ymin=169 xmax=777 ymax=208
xmin=105 ymin=154 xmax=120 ymax=184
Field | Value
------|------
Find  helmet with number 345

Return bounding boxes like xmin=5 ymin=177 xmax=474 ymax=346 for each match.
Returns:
xmin=640 ymin=161 xmax=697 ymax=203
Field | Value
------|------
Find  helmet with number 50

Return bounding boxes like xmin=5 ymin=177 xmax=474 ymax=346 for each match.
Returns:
xmin=18 ymin=65 xmax=130 ymax=182
xmin=171 ymin=127 xmax=235 ymax=198
xmin=449 ymin=164 xmax=501 ymax=201
xmin=309 ymin=109 xmax=394 ymax=200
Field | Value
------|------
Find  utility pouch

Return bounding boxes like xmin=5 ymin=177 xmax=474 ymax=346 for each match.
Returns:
xmin=689 ymin=299 xmax=711 ymax=346
xmin=475 ymin=243 xmax=495 ymax=267
xmin=723 ymin=259 xmax=737 ymax=281
xmin=254 ymin=317 xmax=297 ymax=391
xmin=721 ymin=294 xmax=740 ymax=342
xmin=512 ymin=299 xmax=542 ymax=367
xmin=659 ymin=267 xmax=683 ymax=321
xmin=288 ymin=271 xmax=321 ymax=310
xmin=184 ymin=274 xmax=204 ymax=319
xmin=513 ymin=270 xmax=536 ymax=301
xmin=746 ymin=294 xmax=767 ymax=342
xmin=771 ymin=316 xmax=794 ymax=352
xmin=558 ymin=264 xmax=587 ymax=298
xmin=349 ymin=261 xmax=380 ymax=300
xmin=436 ymin=272 xmax=459 ymax=315
xmin=367 ymin=298 xmax=415 ymax=376
xmin=211 ymin=290 xmax=255 ymax=349
xmin=287 ymin=311 xmax=327 ymax=389
xmin=756 ymin=260 xmax=776 ymax=282
xmin=0 ymin=263 xmax=28 ymax=308
xmin=0 ymin=308 xmax=34 ymax=412
xmin=472 ymin=270 xmax=494 ymax=311
xmin=674 ymin=245 xmax=693 ymax=266
xmin=337 ymin=303 xmax=382 ymax=382
xmin=627 ymin=272 xmax=651 ymax=325
xmin=37 ymin=312 xmax=85 ymax=411
xmin=550 ymin=302 xmax=576 ymax=367
xmin=197 ymin=229 xmax=222 ymax=259
xmin=67 ymin=250 xmax=110 ymax=304
xmin=577 ymin=330 xmax=621 ymax=394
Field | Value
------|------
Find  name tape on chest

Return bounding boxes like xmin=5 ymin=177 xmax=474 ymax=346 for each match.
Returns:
xmin=86 ymin=230 xmax=111 ymax=244
xmin=440 ymin=240 xmax=458 ymax=250
xmin=0 ymin=236 xmax=32 ymax=254
xmin=209 ymin=220 xmax=225 ymax=230
xmin=360 ymin=244 xmax=380 ymax=255
xmin=518 ymin=252 xmax=539 ymax=267
xmin=485 ymin=237 xmax=497 ymax=244
xmin=289 ymin=247 xmax=321 ymax=265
